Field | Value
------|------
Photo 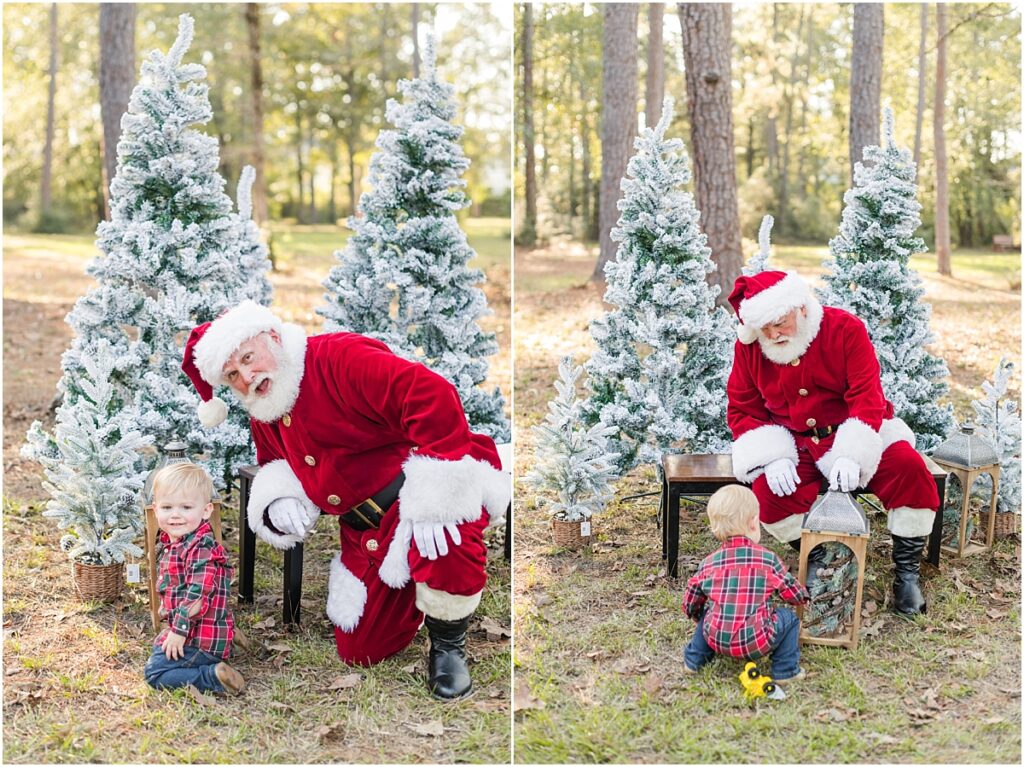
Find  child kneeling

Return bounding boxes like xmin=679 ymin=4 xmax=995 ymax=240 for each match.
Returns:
xmin=143 ymin=462 xmax=245 ymax=695
xmin=682 ymin=484 xmax=809 ymax=682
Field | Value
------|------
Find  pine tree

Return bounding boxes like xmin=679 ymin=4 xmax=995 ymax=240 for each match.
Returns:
xmin=47 ymin=14 xmax=273 ymax=489
xmin=818 ymin=108 xmax=955 ymax=452
xmin=526 ymin=357 xmax=619 ymax=522
xmin=972 ymin=358 xmax=1021 ymax=515
xmin=318 ymin=36 xmax=508 ymax=442
xmin=743 ymin=215 xmax=775 ymax=276
xmin=585 ymin=98 xmax=734 ymax=471
xmin=23 ymin=341 xmax=152 ymax=565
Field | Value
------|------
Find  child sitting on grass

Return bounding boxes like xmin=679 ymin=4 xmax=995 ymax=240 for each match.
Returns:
xmin=682 ymin=484 xmax=809 ymax=684
xmin=143 ymin=462 xmax=244 ymax=695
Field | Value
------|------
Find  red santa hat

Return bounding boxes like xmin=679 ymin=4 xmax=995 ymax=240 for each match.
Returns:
xmin=727 ymin=270 xmax=813 ymax=345
xmin=181 ymin=300 xmax=283 ymax=427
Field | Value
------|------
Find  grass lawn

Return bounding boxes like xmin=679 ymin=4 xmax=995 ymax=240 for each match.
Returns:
xmin=512 ymin=239 xmax=1021 ymax=763
xmin=2 ymin=222 xmax=512 ymax=763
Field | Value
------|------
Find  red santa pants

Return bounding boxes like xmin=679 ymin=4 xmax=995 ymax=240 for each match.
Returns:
xmin=332 ymin=504 xmax=490 ymax=666
xmin=752 ymin=440 xmax=940 ymax=542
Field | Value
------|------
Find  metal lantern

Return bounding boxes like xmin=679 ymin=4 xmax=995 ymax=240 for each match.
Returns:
xmin=797 ymin=491 xmax=870 ymax=650
xmin=933 ymin=423 xmax=1001 ymax=558
xmin=143 ymin=440 xmax=190 ymax=504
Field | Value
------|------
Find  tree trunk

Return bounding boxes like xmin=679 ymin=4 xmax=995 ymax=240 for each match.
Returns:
xmin=777 ymin=6 xmax=806 ymax=235
xmin=345 ymin=135 xmax=358 ymax=218
xmin=593 ymin=3 xmax=638 ymax=283
xmin=99 ymin=3 xmax=135 ymax=221
xmin=40 ymin=3 xmax=58 ymax=215
xmin=245 ymin=3 xmax=268 ymax=224
xmin=411 ymin=4 xmax=420 ymax=78
xmin=520 ymin=3 xmax=537 ymax=243
xmin=295 ymin=110 xmax=305 ymax=223
xmin=849 ymin=4 xmax=884 ymax=180
xmin=581 ymin=77 xmax=595 ymax=241
xmin=913 ymin=4 xmax=928 ymax=167
xmin=934 ymin=4 xmax=952 ymax=276
xmin=646 ymin=3 xmax=665 ymax=129
xmin=678 ymin=3 xmax=743 ymax=304
xmin=764 ymin=6 xmax=779 ymax=179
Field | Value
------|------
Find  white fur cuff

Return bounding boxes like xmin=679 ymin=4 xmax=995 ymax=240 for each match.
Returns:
xmin=326 ymin=554 xmax=367 ymax=632
xmin=880 ymin=417 xmax=916 ymax=450
xmin=762 ymin=514 xmax=805 ymax=543
xmin=415 ymin=583 xmax=482 ymax=621
xmin=815 ymin=418 xmax=883 ymax=487
xmin=732 ymin=424 xmax=799 ymax=482
xmin=887 ymin=506 xmax=936 ymax=538
xmin=247 ymin=459 xmax=321 ymax=550
xmin=399 ymin=453 xmax=511 ymax=527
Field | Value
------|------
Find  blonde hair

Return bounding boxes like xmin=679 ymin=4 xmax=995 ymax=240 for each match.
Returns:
xmin=707 ymin=484 xmax=759 ymax=540
xmin=151 ymin=462 xmax=214 ymax=504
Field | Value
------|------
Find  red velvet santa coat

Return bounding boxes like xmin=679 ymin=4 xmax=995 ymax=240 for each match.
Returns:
xmin=727 ymin=302 xmax=917 ymax=492
xmin=244 ymin=327 xmax=509 ymax=659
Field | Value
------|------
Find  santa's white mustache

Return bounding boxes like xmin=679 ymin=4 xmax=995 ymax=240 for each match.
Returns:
xmin=241 ymin=373 xmax=272 ymax=402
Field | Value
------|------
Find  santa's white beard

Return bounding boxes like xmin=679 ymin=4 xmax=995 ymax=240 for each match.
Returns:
xmin=238 ymin=341 xmax=303 ymax=423
xmin=756 ymin=300 xmax=823 ymax=364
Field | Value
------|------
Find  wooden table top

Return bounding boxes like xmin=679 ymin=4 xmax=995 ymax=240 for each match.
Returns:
xmin=662 ymin=452 xmax=946 ymax=483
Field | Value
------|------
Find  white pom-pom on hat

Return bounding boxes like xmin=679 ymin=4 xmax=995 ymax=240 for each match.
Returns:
xmin=197 ymin=396 xmax=228 ymax=428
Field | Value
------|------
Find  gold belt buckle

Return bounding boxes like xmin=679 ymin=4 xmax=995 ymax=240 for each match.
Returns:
xmin=351 ymin=497 xmax=383 ymax=528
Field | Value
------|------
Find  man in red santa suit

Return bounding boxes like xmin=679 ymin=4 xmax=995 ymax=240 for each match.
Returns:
xmin=180 ymin=300 xmax=510 ymax=699
xmin=726 ymin=270 xmax=939 ymax=616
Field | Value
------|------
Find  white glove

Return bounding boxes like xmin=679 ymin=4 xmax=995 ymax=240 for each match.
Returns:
xmin=764 ymin=458 xmax=799 ymax=497
xmin=412 ymin=520 xmax=463 ymax=561
xmin=828 ymin=457 xmax=861 ymax=492
xmin=267 ymin=497 xmax=314 ymax=536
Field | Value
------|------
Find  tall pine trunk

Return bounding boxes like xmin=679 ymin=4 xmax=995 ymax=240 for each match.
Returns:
xmin=913 ymin=4 xmax=928 ymax=166
xmin=678 ymin=3 xmax=742 ymax=305
xmin=40 ymin=3 xmax=58 ymax=216
xmin=849 ymin=4 xmax=883 ymax=180
xmin=99 ymin=4 xmax=135 ymax=221
xmin=593 ymin=3 xmax=638 ymax=283
xmin=294 ymin=110 xmax=305 ymax=222
xmin=520 ymin=4 xmax=537 ymax=244
xmin=645 ymin=3 xmax=665 ymax=129
xmin=934 ymin=4 xmax=952 ymax=276
xmin=245 ymin=3 xmax=268 ymax=224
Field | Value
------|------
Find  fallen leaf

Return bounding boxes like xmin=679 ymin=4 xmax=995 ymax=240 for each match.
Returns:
xmin=643 ymin=675 xmax=664 ymax=699
xmin=401 ymin=663 xmax=418 ymax=674
xmin=478 ymin=617 xmax=511 ymax=642
xmin=266 ymin=642 xmax=293 ymax=653
xmin=983 ymin=716 xmax=1006 ymax=725
xmin=861 ymin=600 xmax=878 ymax=616
xmin=253 ymin=617 xmax=276 ymax=630
xmin=866 ymin=733 xmax=901 ymax=745
xmin=187 ymin=685 xmax=216 ymax=706
xmin=533 ymin=593 xmax=552 ymax=607
xmin=232 ymin=630 xmax=253 ymax=653
xmin=585 ymin=650 xmax=606 ymax=660
xmin=269 ymin=701 xmax=296 ymax=712
xmin=407 ymin=720 xmax=444 ymax=737
xmin=514 ymin=678 xmax=545 ymax=712
xmin=314 ymin=724 xmax=343 ymax=741
xmin=327 ymin=673 xmax=362 ymax=690
xmin=986 ymin=609 xmax=1008 ymax=620
xmin=815 ymin=707 xmax=856 ymax=723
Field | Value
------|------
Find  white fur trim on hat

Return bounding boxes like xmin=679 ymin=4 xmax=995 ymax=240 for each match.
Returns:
xmin=398 ymin=453 xmax=511 ymax=527
xmin=887 ymin=506 xmax=936 ymax=538
xmin=246 ymin=459 xmax=321 ymax=550
xmin=415 ymin=583 xmax=482 ymax=621
xmin=193 ymin=300 xmax=283 ymax=385
xmin=761 ymin=513 xmax=805 ymax=543
xmin=738 ymin=272 xmax=813 ymax=334
xmin=197 ymin=396 xmax=228 ymax=428
xmin=731 ymin=424 xmax=799 ymax=482
xmin=815 ymin=418 xmax=883 ymax=488
xmin=880 ymin=417 xmax=916 ymax=450
xmin=326 ymin=553 xmax=367 ymax=632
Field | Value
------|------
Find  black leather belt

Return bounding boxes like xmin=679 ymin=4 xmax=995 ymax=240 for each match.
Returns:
xmin=341 ymin=471 xmax=405 ymax=531
xmin=796 ymin=424 xmax=837 ymax=439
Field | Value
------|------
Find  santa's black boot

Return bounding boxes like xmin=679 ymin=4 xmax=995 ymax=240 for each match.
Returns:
xmin=788 ymin=539 xmax=828 ymax=593
xmin=425 ymin=615 xmax=472 ymax=700
xmin=891 ymin=535 xmax=927 ymax=616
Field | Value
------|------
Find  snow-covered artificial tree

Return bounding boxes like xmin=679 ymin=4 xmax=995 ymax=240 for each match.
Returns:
xmin=318 ymin=36 xmax=508 ymax=442
xmin=35 ymin=15 xmax=273 ymax=490
xmin=743 ymin=215 xmax=775 ymax=276
xmin=972 ymin=358 xmax=1021 ymax=515
xmin=585 ymin=98 xmax=734 ymax=471
xmin=526 ymin=357 xmax=620 ymax=522
xmin=23 ymin=342 xmax=152 ymax=565
xmin=818 ymin=108 xmax=954 ymax=451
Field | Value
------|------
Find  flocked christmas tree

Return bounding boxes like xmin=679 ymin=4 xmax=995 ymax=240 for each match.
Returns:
xmin=318 ymin=36 xmax=508 ymax=442
xmin=972 ymin=358 xmax=1021 ymax=515
xmin=23 ymin=342 xmax=152 ymax=565
xmin=28 ymin=14 xmax=273 ymax=490
xmin=743 ymin=215 xmax=775 ymax=276
xmin=526 ymin=357 xmax=620 ymax=522
xmin=818 ymin=108 xmax=954 ymax=451
xmin=585 ymin=98 xmax=734 ymax=471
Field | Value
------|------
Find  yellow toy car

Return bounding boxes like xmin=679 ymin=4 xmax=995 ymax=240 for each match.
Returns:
xmin=738 ymin=661 xmax=780 ymax=701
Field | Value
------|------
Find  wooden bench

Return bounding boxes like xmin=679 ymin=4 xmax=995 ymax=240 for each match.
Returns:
xmin=236 ymin=465 xmax=513 ymax=625
xmin=660 ymin=453 xmax=948 ymax=578
xmin=992 ymin=234 xmax=1017 ymax=252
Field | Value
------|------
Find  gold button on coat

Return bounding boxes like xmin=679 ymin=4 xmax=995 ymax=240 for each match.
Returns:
xmin=304 ymin=455 xmax=316 ymax=466
xmin=282 ymin=414 xmax=291 ymax=427
xmin=366 ymin=539 xmax=379 ymax=552
xmin=811 ymin=436 xmax=820 ymax=445
xmin=798 ymin=388 xmax=809 ymax=396
xmin=327 ymin=494 xmax=341 ymax=506
xmin=791 ymin=359 xmax=800 ymax=366
xmin=806 ymin=418 xmax=817 ymax=427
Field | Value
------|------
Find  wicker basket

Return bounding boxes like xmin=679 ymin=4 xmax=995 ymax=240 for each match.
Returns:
xmin=981 ymin=511 xmax=1021 ymax=539
xmin=552 ymin=517 xmax=592 ymax=549
xmin=72 ymin=561 xmax=124 ymax=602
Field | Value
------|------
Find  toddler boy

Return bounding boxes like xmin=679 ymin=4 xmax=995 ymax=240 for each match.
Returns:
xmin=682 ymin=484 xmax=809 ymax=682
xmin=143 ymin=462 xmax=244 ymax=695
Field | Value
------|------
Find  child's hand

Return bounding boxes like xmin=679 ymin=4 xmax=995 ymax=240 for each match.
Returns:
xmin=162 ymin=631 xmax=186 ymax=660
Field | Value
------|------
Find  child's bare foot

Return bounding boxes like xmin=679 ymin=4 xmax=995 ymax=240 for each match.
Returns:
xmin=215 ymin=662 xmax=246 ymax=695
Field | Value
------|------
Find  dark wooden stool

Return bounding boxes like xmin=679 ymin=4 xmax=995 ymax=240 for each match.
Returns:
xmin=660 ymin=453 xmax=948 ymax=578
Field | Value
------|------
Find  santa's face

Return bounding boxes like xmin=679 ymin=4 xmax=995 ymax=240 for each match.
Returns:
xmin=221 ymin=331 xmax=301 ymax=422
xmin=756 ymin=305 xmax=814 ymax=364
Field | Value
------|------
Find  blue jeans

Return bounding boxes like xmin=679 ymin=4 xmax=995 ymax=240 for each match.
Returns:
xmin=684 ymin=607 xmax=802 ymax=680
xmin=144 ymin=645 xmax=226 ymax=693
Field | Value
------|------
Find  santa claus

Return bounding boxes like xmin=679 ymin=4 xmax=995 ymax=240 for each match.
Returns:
xmin=180 ymin=300 xmax=509 ymax=699
xmin=726 ymin=270 xmax=939 ymax=616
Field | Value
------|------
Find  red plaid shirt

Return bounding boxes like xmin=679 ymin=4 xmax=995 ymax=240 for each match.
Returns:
xmin=155 ymin=520 xmax=234 ymax=659
xmin=682 ymin=536 xmax=809 ymax=658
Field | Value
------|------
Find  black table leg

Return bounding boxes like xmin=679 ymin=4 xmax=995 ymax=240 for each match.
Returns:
xmin=283 ymin=544 xmax=303 ymax=624
xmin=660 ymin=475 xmax=668 ymax=561
xmin=504 ymin=503 xmax=512 ymax=561
xmin=667 ymin=485 xmax=681 ymax=578
xmin=926 ymin=475 xmax=946 ymax=568
xmin=238 ymin=474 xmax=255 ymax=604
